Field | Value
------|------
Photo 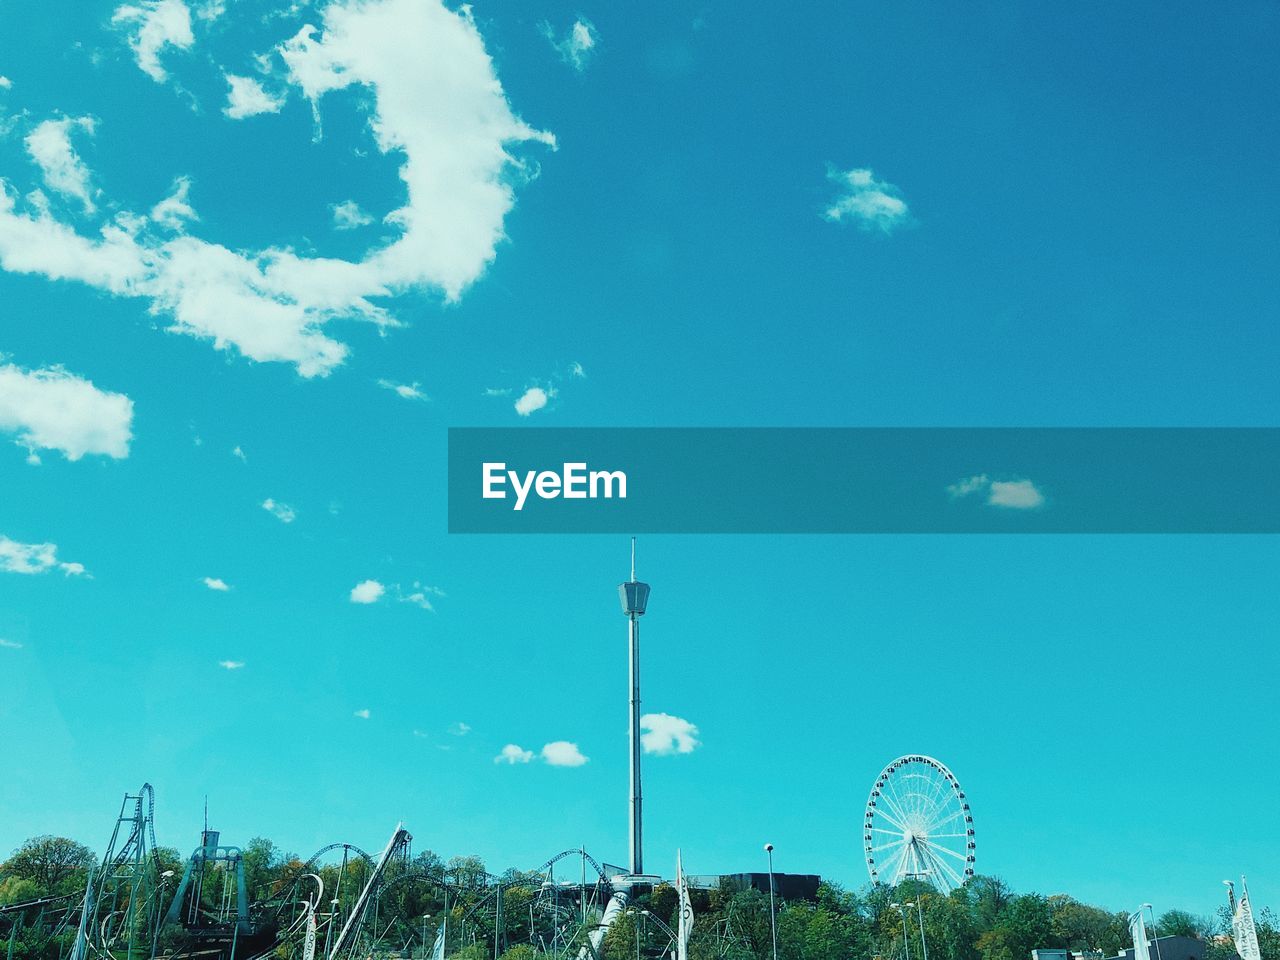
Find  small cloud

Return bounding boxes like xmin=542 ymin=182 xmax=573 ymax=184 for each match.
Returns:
xmin=0 ymin=638 xmax=23 ymax=649
xmin=948 ymin=474 xmax=1045 ymax=510
xmin=377 ymin=378 xmax=428 ymax=401
xmin=0 ymin=360 xmax=133 ymax=462
xmin=350 ymin=579 xmax=386 ymax=604
xmin=223 ymin=74 xmax=285 ymax=119
xmin=495 ymin=743 xmax=534 ymax=764
xmin=412 ymin=729 xmax=429 ymax=738
xmin=0 ymin=536 xmax=88 ymax=576
xmin=401 ymin=591 xmax=434 ymax=611
xmin=112 ymin=0 xmax=195 ymax=83
xmin=541 ymin=740 xmax=589 ymax=767
xmin=332 ymin=200 xmax=374 ymax=230
xmin=542 ymin=18 xmax=598 ymax=72
xmin=261 ymin=498 xmax=296 ymax=523
xmin=231 ymin=445 xmax=246 ymax=461
xmin=484 ymin=387 xmax=512 ymax=397
xmin=823 ymin=167 xmax=911 ymax=233
xmin=353 ymin=708 xmax=371 ymax=719
xmin=514 ymin=386 xmax=552 ymax=417
xmin=218 ymin=659 xmax=245 ymax=670
xmin=202 ymin=576 xmax=231 ymax=591
xmin=569 ymin=361 xmax=585 ymax=378
xmin=640 ymin=713 xmax=701 ymax=755
xmin=0 ymin=77 xmax=11 ymax=90
xmin=988 ymin=478 xmax=1045 ymax=510
xmin=25 ymin=116 xmax=98 ymax=214
xmin=449 ymin=721 xmax=471 ymax=737
xmin=150 ymin=177 xmax=198 ymax=229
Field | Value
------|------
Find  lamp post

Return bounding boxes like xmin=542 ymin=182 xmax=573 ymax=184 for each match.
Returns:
xmin=421 ymin=914 xmax=430 ymax=960
xmin=1143 ymin=904 xmax=1164 ymax=960
xmin=151 ymin=870 xmax=175 ymax=960
xmin=764 ymin=845 xmax=779 ymax=960
xmin=890 ymin=902 xmax=913 ymax=960
xmin=914 ymin=898 xmax=928 ymax=960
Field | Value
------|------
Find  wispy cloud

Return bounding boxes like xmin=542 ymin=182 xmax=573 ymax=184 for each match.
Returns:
xmin=569 ymin=361 xmax=585 ymax=378
xmin=201 ymin=576 xmax=231 ymax=591
xmin=261 ymin=498 xmax=296 ymax=523
xmin=640 ymin=713 xmax=701 ymax=755
xmin=112 ymin=0 xmax=195 ymax=83
xmin=542 ymin=18 xmax=598 ymax=72
xmin=223 ymin=74 xmax=284 ymax=119
xmin=231 ymin=445 xmax=246 ymax=461
xmin=150 ymin=177 xmax=197 ymax=230
xmin=484 ymin=387 xmax=512 ymax=397
xmin=0 ymin=360 xmax=133 ymax=463
xmin=218 ymin=659 xmax=245 ymax=670
xmin=0 ymin=536 xmax=88 ymax=576
xmin=0 ymin=638 xmax=24 ymax=649
xmin=495 ymin=743 xmax=533 ymax=764
xmin=25 ymin=117 xmax=98 ymax=214
xmin=376 ymin=378 xmax=427 ymax=401
xmin=948 ymin=474 xmax=1045 ymax=510
xmin=541 ymin=741 xmax=589 ymax=767
xmin=353 ymin=708 xmax=371 ymax=719
xmin=349 ymin=579 xmax=385 ymax=604
xmin=823 ymin=167 xmax=911 ymax=233
xmin=449 ymin=721 xmax=471 ymax=737
xmin=332 ymin=200 xmax=373 ymax=230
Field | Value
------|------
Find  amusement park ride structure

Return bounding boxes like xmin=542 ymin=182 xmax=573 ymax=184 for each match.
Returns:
xmin=0 ymin=545 xmax=978 ymax=960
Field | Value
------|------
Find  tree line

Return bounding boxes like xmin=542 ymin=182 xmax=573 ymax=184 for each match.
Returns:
xmin=1 ymin=834 xmax=1275 ymax=960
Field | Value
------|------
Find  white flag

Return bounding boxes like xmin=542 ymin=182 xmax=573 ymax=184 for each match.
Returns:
xmin=431 ymin=917 xmax=447 ymax=960
xmin=1233 ymin=880 xmax=1262 ymax=960
xmin=1130 ymin=910 xmax=1151 ymax=960
xmin=677 ymin=850 xmax=693 ymax=960
xmin=303 ymin=904 xmax=318 ymax=960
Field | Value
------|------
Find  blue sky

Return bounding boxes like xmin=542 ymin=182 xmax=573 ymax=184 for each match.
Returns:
xmin=1 ymin=0 xmax=1278 ymax=919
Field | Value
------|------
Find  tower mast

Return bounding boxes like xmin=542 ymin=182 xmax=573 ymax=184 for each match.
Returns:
xmin=618 ymin=537 xmax=650 ymax=875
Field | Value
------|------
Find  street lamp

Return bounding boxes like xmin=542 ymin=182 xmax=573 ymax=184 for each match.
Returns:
xmin=914 ymin=898 xmax=929 ymax=960
xmin=151 ymin=871 xmax=176 ymax=960
xmin=421 ymin=914 xmax=431 ymax=960
xmin=764 ymin=845 xmax=779 ymax=960
xmin=1142 ymin=904 xmax=1164 ymax=960
xmin=890 ymin=902 xmax=913 ymax=960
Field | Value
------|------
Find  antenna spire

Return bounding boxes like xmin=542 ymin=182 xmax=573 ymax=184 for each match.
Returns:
xmin=630 ymin=537 xmax=636 ymax=582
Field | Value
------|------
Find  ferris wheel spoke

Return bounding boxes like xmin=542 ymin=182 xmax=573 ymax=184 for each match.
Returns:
xmin=870 ymin=840 xmax=906 ymax=854
xmin=925 ymin=842 xmax=969 ymax=863
xmin=877 ymin=794 xmax=912 ymax=830
xmin=923 ymin=846 xmax=966 ymax=889
xmin=925 ymin=808 xmax=965 ymax=832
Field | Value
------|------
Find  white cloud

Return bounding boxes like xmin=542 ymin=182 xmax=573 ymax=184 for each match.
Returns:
xmin=0 ymin=0 xmax=553 ymax=380
xmin=0 ymin=536 xmax=88 ymax=575
xmin=495 ymin=743 xmax=533 ymax=764
xmin=514 ymin=386 xmax=551 ymax=416
xmin=24 ymin=117 xmax=97 ymax=214
xmin=1 ymin=638 xmax=24 ymax=649
xmin=150 ymin=177 xmax=198 ymax=230
xmin=202 ymin=576 xmax=230 ymax=591
xmin=112 ymin=0 xmax=195 ymax=83
xmin=231 ymin=445 xmax=246 ymax=461
xmin=640 ymin=713 xmax=701 ymax=755
xmin=948 ymin=474 xmax=1045 ymax=510
xmin=0 ymin=77 xmax=11 ymax=90
xmin=484 ymin=387 xmax=511 ymax=397
xmin=541 ymin=740 xmax=588 ymax=767
xmin=223 ymin=74 xmax=285 ymax=119
xmin=218 ymin=659 xmax=244 ymax=669
xmin=0 ymin=361 xmax=133 ymax=462
xmin=449 ymin=721 xmax=471 ymax=736
xmin=350 ymin=578 xmax=385 ymax=603
xmin=353 ymin=707 xmax=371 ymax=719
xmin=988 ymin=478 xmax=1045 ymax=509
xmin=261 ymin=497 xmax=296 ymax=522
xmin=332 ymin=200 xmax=373 ymax=230
xmin=569 ymin=361 xmax=585 ymax=378
xmin=542 ymin=18 xmax=598 ymax=71
xmin=824 ymin=167 xmax=911 ymax=233
xmin=377 ymin=378 xmax=427 ymax=401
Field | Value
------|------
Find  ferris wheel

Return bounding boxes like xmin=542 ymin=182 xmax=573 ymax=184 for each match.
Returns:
xmin=863 ymin=754 xmax=975 ymax=893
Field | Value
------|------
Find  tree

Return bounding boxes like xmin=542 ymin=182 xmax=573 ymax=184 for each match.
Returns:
xmin=3 ymin=837 xmax=95 ymax=895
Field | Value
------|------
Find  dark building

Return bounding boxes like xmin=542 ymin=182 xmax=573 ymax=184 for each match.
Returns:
xmin=1108 ymin=937 xmax=1208 ymax=960
xmin=719 ymin=872 xmax=822 ymax=901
